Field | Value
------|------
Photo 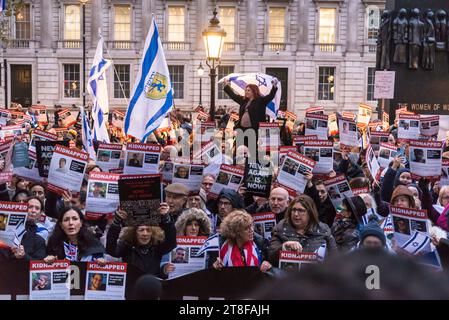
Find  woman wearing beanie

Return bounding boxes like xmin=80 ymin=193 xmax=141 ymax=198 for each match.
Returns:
xmin=331 ymin=195 xmax=367 ymax=252
xmin=358 ymin=216 xmax=387 ymax=249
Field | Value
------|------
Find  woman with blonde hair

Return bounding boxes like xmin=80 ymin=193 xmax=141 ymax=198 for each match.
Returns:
xmin=213 ymin=210 xmax=272 ymax=272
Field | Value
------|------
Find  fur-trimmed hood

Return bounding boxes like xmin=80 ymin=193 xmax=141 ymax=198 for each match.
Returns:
xmin=175 ymin=208 xmax=212 ymax=237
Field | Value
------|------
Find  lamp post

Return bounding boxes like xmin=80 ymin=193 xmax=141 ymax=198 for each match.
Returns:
xmin=202 ymin=8 xmax=226 ymax=120
xmin=197 ymin=63 xmax=204 ymax=108
xmin=79 ymin=0 xmax=89 ymax=109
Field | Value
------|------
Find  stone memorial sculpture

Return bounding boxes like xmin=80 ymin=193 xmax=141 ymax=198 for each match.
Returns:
xmin=393 ymin=8 xmax=408 ymax=64
xmin=376 ymin=10 xmax=392 ymax=70
xmin=422 ymin=10 xmax=436 ymax=70
xmin=408 ymin=8 xmax=424 ymax=70
xmin=435 ymin=9 xmax=447 ymax=50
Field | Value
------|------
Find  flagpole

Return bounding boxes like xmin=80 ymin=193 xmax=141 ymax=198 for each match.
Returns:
xmin=81 ymin=1 xmax=87 ymax=109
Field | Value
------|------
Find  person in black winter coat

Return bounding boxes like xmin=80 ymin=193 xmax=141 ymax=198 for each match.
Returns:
xmin=106 ymin=208 xmax=177 ymax=277
xmin=305 ymin=180 xmax=337 ymax=228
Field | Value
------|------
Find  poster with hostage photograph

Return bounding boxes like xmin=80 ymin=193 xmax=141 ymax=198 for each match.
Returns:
xmin=305 ymin=113 xmax=329 ymax=140
xmin=118 ymin=174 xmax=162 ymax=225
xmin=357 ymin=103 xmax=373 ymax=127
xmin=47 ymin=145 xmax=88 ymax=194
xmin=85 ymin=262 xmax=127 ymax=300
xmin=0 ymin=202 xmax=28 ymax=248
xmin=419 ymin=115 xmax=439 ymax=137
xmin=0 ymin=140 xmax=13 ymax=173
xmin=253 ymin=212 xmax=276 ymax=240
xmin=209 ymin=165 xmax=245 ymax=199
xmin=303 ymin=140 xmax=333 ymax=174
xmin=397 ymin=114 xmax=420 ymax=141
xmin=193 ymin=141 xmax=222 ymax=167
xmin=56 ymin=108 xmax=78 ymax=128
xmin=124 ymin=143 xmax=161 ymax=174
xmin=338 ymin=117 xmax=359 ymax=148
xmin=323 ymin=175 xmax=354 ymax=210
xmin=172 ymin=163 xmax=204 ymax=195
xmin=0 ymin=125 xmax=24 ymax=140
xmin=258 ymin=122 xmax=280 ymax=150
xmin=369 ymin=131 xmax=390 ymax=150
xmin=28 ymin=129 xmax=57 ymax=155
xmin=278 ymin=251 xmax=319 ymax=271
xmin=244 ymin=162 xmax=273 ymax=198
xmin=293 ymin=135 xmax=318 ymax=154
xmin=0 ymin=108 xmax=10 ymax=126
xmin=13 ymin=151 xmax=42 ymax=182
xmin=390 ymin=206 xmax=430 ymax=250
xmin=440 ymin=159 xmax=449 ymax=186
xmin=96 ymin=143 xmax=123 ymax=172
xmin=377 ymin=142 xmax=397 ymax=169
xmin=85 ymin=172 xmax=120 ymax=220
xmin=276 ymin=151 xmax=316 ymax=195
xmin=193 ymin=121 xmax=215 ymax=145
xmin=278 ymin=146 xmax=297 ymax=168
xmin=29 ymin=260 xmax=70 ymax=300
xmin=30 ymin=105 xmax=49 ymax=125
xmin=168 ymin=236 xmax=207 ymax=279
xmin=409 ymin=140 xmax=443 ymax=180
xmin=35 ymin=140 xmax=70 ymax=178
xmin=366 ymin=144 xmax=381 ymax=182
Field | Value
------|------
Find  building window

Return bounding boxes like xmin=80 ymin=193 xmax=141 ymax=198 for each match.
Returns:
xmin=268 ymin=7 xmax=285 ymax=44
xmin=218 ymin=66 xmax=235 ymax=99
xmin=64 ymin=5 xmax=81 ymax=40
xmin=167 ymin=6 xmax=185 ymax=42
xmin=367 ymin=67 xmax=375 ymax=101
xmin=169 ymin=65 xmax=184 ymax=99
xmin=219 ymin=7 xmax=235 ymax=43
xmin=319 ymin=8 xmax=336 ymax=44
xmin=114 ymin=65 xmax=130 ymax=99
xmin=14 ymin=4 xmax=31 ymax=39
xmin=63 ymin=64 xmax=80 ymax=98
xmin=367 ymin=7 xmax=380 ymax=44
xmin=114 ymin=5 xmax=131 ymax=42
xmin=318 ymin=67 xmax=335 ymax=101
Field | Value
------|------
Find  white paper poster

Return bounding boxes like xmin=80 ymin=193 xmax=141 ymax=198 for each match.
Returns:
xmin=276 ymin=151 xmax=316 ymax=194
xmin=305 ymin=113 xmax=329 ymax=140
xmin=338 ymin=117 xmax=359 ymax=148
xmin=303 ymin=140 xmax=333 ymax=174
xmin=409 ymin=140 xmax=442 ymax=179
xmin=85 ymin=172 xmax=120 ymax=220
xmin=124 ymin=143 xmax=161 ymax=174
xmin=29 ymin=260 xmax=70 ymax=300
xmin=398 ymin=114 xmax=420 ymax=140
xmin=96 ymin=143 xmax=123 ymax=172
xmin=168 ymin=236 xmax=207 ymax=279
xmin=84 ymin=262 xmax=127 ymax=300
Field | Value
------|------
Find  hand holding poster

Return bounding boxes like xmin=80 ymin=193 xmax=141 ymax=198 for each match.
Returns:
xmin=124 ymin=143 xmax=161 ymax=174
xmin=303 ymin=140 xmax=333 ymax=174
xmin=85 ymin=172 xmax=120 ymax=220
xmin=96 ymin=143 xmax=123 ymax=172
xmin=85 ymin=262 xmax=127 ymax=300
xmin=172 ymin=162 xmax=204 ymax=195
xmin=398 ymin=114 xmax=420 ymax=140
xmin=278 ymin=251 xmax=318 ymax=270
xmin=209 ymin=165 xmax=245 ymax=199
xmin=323 ymin=175 xmax=353 ymax=209
xmin=305 ymin=113 xmax=328 ymax=140
xmin=390 ymin=205 xmax=429 ymax=250
xmin=244 ymin=163 xmax=273 ymax=198
xmin=29 ymin=260 xmax=70 ymax=300
xmin=0 ymin=202 xmax=28 ymax=248
xmin=276 ymin=151 xmax=316 ymax=194
xmin=377 ymin=142 xmax=397 ymax=168
xmin=338 ymin=117 xmax=359 ymax=148
xmin=168 ymin=236 xmax=207 ymax=279
xmin=35 ymin=140 xmax=70 ymax=178
xmin=409 ymin=140 xmax=442 ymax=180
xmin=253 ymin=212 xmax=276 ymax=240
xmin=47 ymin=145 xmax=88 ymax=194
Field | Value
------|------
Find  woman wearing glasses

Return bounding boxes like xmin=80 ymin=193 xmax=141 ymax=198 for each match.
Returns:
xmin=268 ymin=194 xmax=338 ymax=266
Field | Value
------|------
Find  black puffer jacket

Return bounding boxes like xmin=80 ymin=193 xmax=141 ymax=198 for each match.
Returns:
xmin=268 ymin=219 xmax=338 ymax=266
xmin=0 ymin=221 xmax=46 ymax=261
xmin=106 ymin=215 xmax=177 ymax=276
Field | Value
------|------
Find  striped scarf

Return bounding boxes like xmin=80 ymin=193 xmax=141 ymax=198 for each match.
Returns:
xmin=219 ymin=240 xmax=260 ymax=267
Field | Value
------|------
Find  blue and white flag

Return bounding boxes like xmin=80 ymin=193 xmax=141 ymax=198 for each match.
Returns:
xmin=0 ymin=0 xmax=6 ymax=13
xmin=124 ymin=18 xmax=173 ymax=141
xmin=195 ymin=233 xmax=219 ymax=257
xmin=80 ymin=106 xmax=96 ymax=160
xmin=314 ymin=243 xmax=327 ymax=262
xmin=401 ymin=231 xmax=431 ymax=255
xmin=88 ymin=36 xmax=111 ymax=143
xmin=13 ymin=219 xmax=26 ymax=247
xmin=218 ymin=73 xmax=282 ymax=119
xmin=64 ymin=242 xmax=78 ymax=261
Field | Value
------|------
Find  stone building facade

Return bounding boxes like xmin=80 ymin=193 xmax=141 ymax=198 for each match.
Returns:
xmin=0 ymin=0 xmax=385 ymax=118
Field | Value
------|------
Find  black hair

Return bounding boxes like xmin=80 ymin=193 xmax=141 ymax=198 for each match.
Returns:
xmin=12 ymin=189 xmax=31 ymax=202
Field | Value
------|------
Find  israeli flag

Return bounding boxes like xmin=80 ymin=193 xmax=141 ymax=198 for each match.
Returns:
xmin=124 ymin=18 xmax=173 ymax=141
xmin=401 ymin=231 xmax=431 ymax=255
xmin=314 ymin=243 xmax=327 ymax=262
xmin=80 ymin=106 xmax=96 ymax=160
xmin=88 ymin=36 xmax=111 ymax=143
xmin=0 ymin=0 xmax=6 ymax=13
xmin=13 ymin=219 xmax=26 ymax=247
xmin=195 ymin=233 xmax=219 ymax=257
xmin=218 ymin=73 xmax=282 ymax=119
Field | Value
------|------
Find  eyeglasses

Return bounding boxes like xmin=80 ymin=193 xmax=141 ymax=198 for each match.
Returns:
xmin=291 ymin=207 xmax=307 ymax=215
xmin=218 ymin=200 xmax=233 ymax=208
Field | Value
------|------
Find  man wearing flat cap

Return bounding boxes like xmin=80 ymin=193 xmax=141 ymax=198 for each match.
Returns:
xmin=164 ymin=183 xmax=189 ymax=222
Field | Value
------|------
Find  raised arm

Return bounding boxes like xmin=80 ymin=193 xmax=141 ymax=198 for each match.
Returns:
xmin=223 ymin=83 xmax=245 ymax=105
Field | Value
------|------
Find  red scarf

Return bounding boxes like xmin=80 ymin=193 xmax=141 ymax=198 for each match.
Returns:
xmin=219 ymin=240 xmax=260 ymax=267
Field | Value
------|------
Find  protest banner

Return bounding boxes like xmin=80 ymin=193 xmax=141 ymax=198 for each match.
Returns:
xmin=35 ymin=140 xmax=70 ymax=178
xmin=368 ymin=120 xmax=383 ymax=132
xmin=258 ymin=122 xmax=280 ymax=150
xmin=342 ymin=112 xmax=357 ymax=121
xmin=369 ymin=130 xmax=390 ymax=150
xmin=96 ymin=143 xmax=123 ymax=172
xmin=168 ymin=236 xmax=207 ymax=279
xmin=193 ymin=140 xmax=222 ymax=167
xmin=306 ymin=106 xmax=324 ymax=114
xmin=366 ymin=144 xmax=381 ymax=181
xmin=84 ymin=262 xmax=127 ymax=300
xmin=409 ymin=140 xmax=443 ymax=180
xmin=85 ymin=172 xmax=120 ymax=220
xmin=0 ymin=125 xmax=23 ymax=140
xmin=357 ymin=103 xmax=373 ymax=127
xmin=303 ymin=140 xmax=333 ymax=174
xmin=293 ymin=135 xmax=318 ymax=154
xmin=390 ymin=206 xmax=429 ymax=249
xmin=193 ymin=121 xmax=215 ymax=145
xmin=47 ymin=145 xmax=88 ymax=194
xmin=328 ymin=113 xmax=338 ymax=136
xmin=10 ymin=111 xmax=31 ymax=125
xmin=0 ymin=109 xmax=10 ymax=126
xmin=209 ymin=165 xmax=245 ymax=199
xmin=338 ymin=117 xmax=359 ymax=148
xmin=118 ymin=174 xmax=162 ymax=225
xmin=30 ymin=105 xmax=49 ymax=125
xmin=196 ymin=111 xmax=210 ymax=122
xmin=172 ymin=162 xmax=204 ymax=195
xmin=377 ymin=142 xmax=397 ymax=168
xmin=0 ymin=202 xmax=28 ymax=248
xmin=441 ymin=159 xmax=449 ymax=186
xmin=276 ymin=151 xmax=316 ymax=194
xmin=278 ymin=146 xmax=298 ymax=169
xmin=253 ymin=212 xmax=276 ymax=240
xmin=383 ymin=112 xmax=390 ymax=130
xmin=419 ymin=115 xmax=439 ymax=137
xmin=124 ymin=143 xmax=161 ymax=174
xmin=351 ymin=187 xmax=370 ymax=196
xmin=57 ymin=108 xmax=78 ymax=128
xmin=323 ymin=175 xmax=353 ymax=209
xmin=13 ymin=151 xmax=42 ymax=182
xmin=305 ymin=113 xmax=328 ymax=140
xmin=278 ymin=251 xmax=318 ymax=270
xmin=244 ymin=163 xmax=273 ymax=198
xmin=29 ymin=260 xmax=70 ymax=300
xmin=374 ymin=70 xmax=395 ymax=100
xmin=398 ymin=114 xmax=420 ymax=140
xmin=28 ymin=129 xmax=58 ymax=154
xmin=0 ymin=140 xmax=13 ymax=173
xmin=112 ymin=110 xmax=125 ymax=129
xmin=285 ymin=111 xmax=297 ymax=131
